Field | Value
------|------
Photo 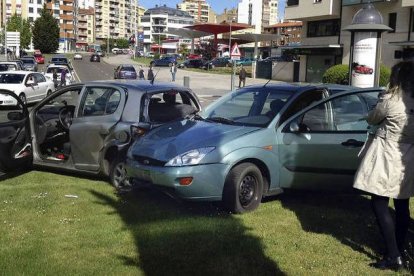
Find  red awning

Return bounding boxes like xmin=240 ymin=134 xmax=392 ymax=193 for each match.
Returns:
xmin=184 ymin=22 xmax=251 ymax=35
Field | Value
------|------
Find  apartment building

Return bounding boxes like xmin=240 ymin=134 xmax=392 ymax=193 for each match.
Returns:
xmin=238 ymin=0 xmax=278 ymax=34
xmin=76 ymin=7 xmax=94 ymax=49
xmin=264 ymin=21 xmax=302 ymax=46
xmin=94 ymin=0 xmax=138 ymax=43
xmin=285 ymin=0 xmax=414 ymax=82
xmin=141 ymin=5 xmax=193 ymax=53
xmin=177 ymin=0 xmax=216 ymax=23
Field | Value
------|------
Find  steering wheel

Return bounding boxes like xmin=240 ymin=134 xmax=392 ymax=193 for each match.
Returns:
xmin=59 ymin=106 xmax=74 ymax=130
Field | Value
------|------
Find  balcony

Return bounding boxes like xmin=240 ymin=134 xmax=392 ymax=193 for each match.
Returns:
xmin=285 ymin=0 xmax=340 ymax=21
xmin=78 ymin=23 xmax=88 ymax=29
xmin=60 ymin=5 xmax=73 ymax=11
xmin=60 ymin=14 xmax=73 ymax=20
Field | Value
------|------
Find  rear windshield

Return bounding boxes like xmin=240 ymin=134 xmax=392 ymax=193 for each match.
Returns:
xmin=52 ymin=58 xmax=68 ymax=63
xmin=21 ymin=59 xmax=34 ymax=64
xmin=0 ymin=74 xmax=25 ymax=83
xmin=122 ymin=66 xmax=136 ymax=72
xmin=47 ymin=67 xmax=67 ymax=74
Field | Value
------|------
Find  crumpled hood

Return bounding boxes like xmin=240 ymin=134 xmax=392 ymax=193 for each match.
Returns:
xmin=130 ymin=119 xmax=260 ymax=161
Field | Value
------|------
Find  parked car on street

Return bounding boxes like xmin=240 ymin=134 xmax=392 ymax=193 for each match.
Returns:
xmin=186 ymin=53 xmax=202 ymax=60
xmin=0 ymin=81 xmax=201 ymax=189
xmin=126 ymin=83 xmax=382 ymax=213
xmin=0 ymin=71 xmax=55 ymax=104
xmin=44 ymin=64 xmax=74 ymax=86
xmin=178 ymin=59 xmax=205 ymax=69
xmin=0 ymin=61 xmax=22 ymax=71
xmin=50 ymin=55 xmax=73 ymax=71
xmin=152 ymin=56 xmax=177 ymax=67
xmin=234 ymin=57 xmax=256 ymax=66
xmin=73 ymin=53 xmax=83 ymax=60
xmin=90 ymin=54 xmax=101 ymax=62
xmin=114 ymin=64 xmax=137 ymax=79
xmin=20 ymin=57 xmax=38 ymax=72
xmin=203 ymin=57 xmax=230 ymax=69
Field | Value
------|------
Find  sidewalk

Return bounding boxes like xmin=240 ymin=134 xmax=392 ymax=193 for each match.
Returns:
xmin=104 ymin=55 xmax=277 ymax=97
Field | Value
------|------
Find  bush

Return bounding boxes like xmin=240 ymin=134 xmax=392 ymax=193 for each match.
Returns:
xmin=322 ymin=64 xmax=391 ymax=87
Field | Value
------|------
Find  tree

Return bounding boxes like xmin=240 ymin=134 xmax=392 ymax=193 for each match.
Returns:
xmin=32 ymin=4 xmax=59 ymax=53
xmin=116 ymin=38 xmax=129 ymax=49
xmin=178 ymin=43 xmax=189 ymax=57
xmin=6 ymin=13 xmax=32 ymax=49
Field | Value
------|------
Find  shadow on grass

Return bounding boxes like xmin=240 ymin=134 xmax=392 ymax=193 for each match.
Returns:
xmin=90 ymin=188 xmax=284 ymax=275
xmin=277 ymin=190 xmax=414 ymax=270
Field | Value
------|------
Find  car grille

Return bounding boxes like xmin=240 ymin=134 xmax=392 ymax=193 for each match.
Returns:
xmin=133 ymin=155 xmax=166 ymax=167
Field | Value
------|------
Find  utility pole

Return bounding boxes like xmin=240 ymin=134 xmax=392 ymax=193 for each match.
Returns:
xmin=4 ymin=19 xmax=8 ymax=60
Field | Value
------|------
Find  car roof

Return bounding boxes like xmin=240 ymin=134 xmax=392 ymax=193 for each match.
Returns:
xmin=237 ymin=82 xmax=356 ymax=94
xmin=82 ymin=80 xmax=192 ymax=93
xmin=0 ymin=70 xmax=33 ymax=75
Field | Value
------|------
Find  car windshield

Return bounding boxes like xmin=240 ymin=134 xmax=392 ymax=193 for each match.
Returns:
xmin=21 ymin=59 xmax=34 ymax=64
xmin=204 ymin=88 xmax=294 ymax=127
xmin=122 ymin=66 xmax=136 ymax=72
xmin=0 ymin=73 xmax=25 ymax=84
xmin=47 ymin=67 xmax=66 ymax=74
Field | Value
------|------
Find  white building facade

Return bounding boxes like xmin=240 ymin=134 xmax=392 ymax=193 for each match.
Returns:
xmin=238 ymin=0 xmax=279 ymax=34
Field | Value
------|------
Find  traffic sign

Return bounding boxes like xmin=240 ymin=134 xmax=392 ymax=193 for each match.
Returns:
xmin=230 ymin=42 xmax=241 ymax=57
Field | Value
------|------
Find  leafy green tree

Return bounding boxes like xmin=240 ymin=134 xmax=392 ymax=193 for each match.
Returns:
xmin=32 ymin=4 xmax=59 ymax=53
xmin=116 ymin=38 xmax=129 ymax=48
xmin=6 ymin=13 xmax=32 ymax=49
xmin=178 ymin=43 xmax=189 ymax=57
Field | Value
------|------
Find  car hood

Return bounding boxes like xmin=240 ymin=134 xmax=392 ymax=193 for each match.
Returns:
xmin=130 ymin=119 xmax=260 ymax=161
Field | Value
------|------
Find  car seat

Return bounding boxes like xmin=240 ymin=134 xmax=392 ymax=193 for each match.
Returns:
xmin=266 ymin=99 xmax=285 ymax=118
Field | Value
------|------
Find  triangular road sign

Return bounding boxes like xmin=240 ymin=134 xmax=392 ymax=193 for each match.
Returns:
xmin=230 ymin=42 xmax=241 ymax=57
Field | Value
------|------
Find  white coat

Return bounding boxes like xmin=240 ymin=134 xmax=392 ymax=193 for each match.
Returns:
xmin=353 ymin=90 xmax=414 ymax=199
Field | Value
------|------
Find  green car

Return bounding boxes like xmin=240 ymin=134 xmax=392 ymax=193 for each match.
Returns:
xmin=126 ymin=83 xmax=381 ymax=213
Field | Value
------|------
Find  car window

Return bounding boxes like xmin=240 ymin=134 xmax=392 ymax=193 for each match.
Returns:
xmin=21 ymin=59 xmax=35 ymax=64
xmin=206 ymin=89 xmax=293 ymax=127
xmin=0 ymin=94 xmax=24 ymax=124
xmin=280 ymin=90 xmax=325 ymax=125
xmin=295 ymin=91 xmax=379 ymax=132
xmin=80 ymin=87 xmax=121 ymax=117
xmin=122 ymin=66 xmax=136 ymax=72
xmin=0 ymin=73 xmax=25 ymax=84
xmin=34 ymin=73 xmax=46 ymax=83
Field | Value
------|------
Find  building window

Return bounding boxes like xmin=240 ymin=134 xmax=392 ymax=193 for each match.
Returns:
xmin=287 ymin=0 xmax=299 ymax=6
xmin=314 ymin=0 xmax=322 ymax=3
xmin=29 ymin=7 xmax=34 ymax=13
xmin=307 ymin=19 xmax=340 ymax=37
xmin=37 ymin=0 xmax=41 ymax=3
xmin=388 ymin=13 xmax=396 ymax=33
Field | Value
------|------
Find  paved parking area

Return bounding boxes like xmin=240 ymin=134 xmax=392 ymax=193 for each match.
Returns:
xmin=103 ymin=55 xmax=279 ymax=98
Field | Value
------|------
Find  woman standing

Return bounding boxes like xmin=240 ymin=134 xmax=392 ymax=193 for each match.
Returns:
xmin=354 ymin=61 xmax=414 ymax=271
xmin=170 ymin=62 xmax=177 ymax=82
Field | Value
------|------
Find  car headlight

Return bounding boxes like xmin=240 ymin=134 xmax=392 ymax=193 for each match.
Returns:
xmin=165 ymin=147 xmax=215 ymax=167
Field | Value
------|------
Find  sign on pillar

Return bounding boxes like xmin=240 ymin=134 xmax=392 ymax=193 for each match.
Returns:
xmin=230 ymin=42 xmax=241 ymax=61
xmin=351 ymin=32 xmax=377 ymax=88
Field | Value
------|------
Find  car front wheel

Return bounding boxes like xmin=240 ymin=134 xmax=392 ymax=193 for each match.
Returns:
xmin=110 ymin=157 xmax=131 ymax=190
xmin=223 ymin=162 xmax=263 ymax=214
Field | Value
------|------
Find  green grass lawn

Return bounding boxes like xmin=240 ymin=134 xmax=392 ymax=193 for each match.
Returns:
xmin=131 ymin=57 xmax=154 ymax=66
xmin=0 ymin=170 xmax=413 ymax=275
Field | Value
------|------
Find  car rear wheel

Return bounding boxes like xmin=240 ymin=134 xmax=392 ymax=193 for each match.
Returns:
xmin=110 ymin=157 xmax=131 ymax=190
xmin=19 ymin=93 xmax=27 ymax=105
xmin=223 ymin=162 xmax=263 ymax=214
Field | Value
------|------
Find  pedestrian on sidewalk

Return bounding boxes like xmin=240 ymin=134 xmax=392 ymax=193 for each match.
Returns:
xmin=147 ymin=65 xmax=154 ymax=81
xmin=238 ymin=64 xmax=247 ymax=88
xmin=138 ymin=65 xmax=145 ymax=80
xmin=170 ymin=62 xmax=177 ymax=82
xmin=353 ymin=61 xmax=414 ymax=271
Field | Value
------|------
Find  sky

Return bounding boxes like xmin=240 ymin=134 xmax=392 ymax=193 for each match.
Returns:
xmin=139 ymin=0 xmax=241 ymax=14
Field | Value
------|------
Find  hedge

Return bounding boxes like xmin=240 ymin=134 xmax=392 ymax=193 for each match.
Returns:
xmin=322 ymin=64 xmax=390 ymax=87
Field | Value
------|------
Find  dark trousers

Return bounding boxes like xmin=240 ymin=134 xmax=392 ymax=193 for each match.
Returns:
xmin=371 ymin=195 xmax=410 ymax=258
xmin=239 ymin=78 xmax=246 ymax=88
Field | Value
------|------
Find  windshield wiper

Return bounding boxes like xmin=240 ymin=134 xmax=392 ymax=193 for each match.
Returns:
xmin=207 ymin=116 xmax=235 ymax=125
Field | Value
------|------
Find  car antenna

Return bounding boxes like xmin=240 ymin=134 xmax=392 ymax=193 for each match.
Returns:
xmin=262 ymin=78 xmax=272 ymax=88
xmin=150 ymin=69 xmax=160 ymax=85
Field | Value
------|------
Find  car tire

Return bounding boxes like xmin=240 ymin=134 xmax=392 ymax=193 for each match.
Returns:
xmin=19 ymin=93 xmax=27 ymax=105
xmin=109 ymin=157 xmax=131 ymax=190
xmin=222 ymin=162 xmax=263 ymax=214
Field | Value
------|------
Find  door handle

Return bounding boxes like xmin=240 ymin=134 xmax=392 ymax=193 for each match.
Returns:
xmin=341 ymin=139 xmax=364 ymax=147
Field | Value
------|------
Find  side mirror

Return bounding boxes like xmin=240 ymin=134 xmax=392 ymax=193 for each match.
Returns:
xmin=289 ymin=121 xmax=300 ymax=133
xmin=7 ymin=111 xmax=24 ymax=121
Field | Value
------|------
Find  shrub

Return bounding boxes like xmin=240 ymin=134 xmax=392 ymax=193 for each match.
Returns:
xmin=322 ymin=64 xmax=391 ymax=87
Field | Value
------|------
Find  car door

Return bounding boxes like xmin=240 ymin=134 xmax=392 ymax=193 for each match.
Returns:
xmin=0 ymin=90 xmax=32 ymax=173
xmin=24 ymin=73 xmax=39 ymax=103
xmin=69 ymin=84 xmax=126 ymax=171
xmin=33 ymin=73 xmax=48 ymax=99
xmin=276 ymin=89 xmax=380 ymax=190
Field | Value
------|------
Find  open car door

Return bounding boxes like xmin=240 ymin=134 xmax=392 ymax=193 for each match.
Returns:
xmin=0 ymin=90 xmax=32 ymax=174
